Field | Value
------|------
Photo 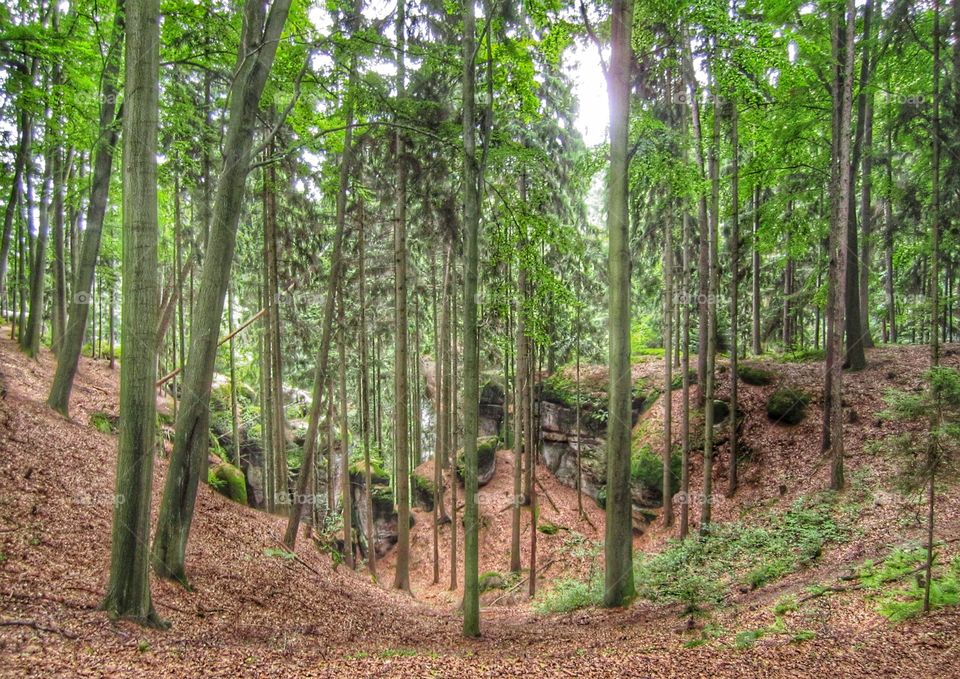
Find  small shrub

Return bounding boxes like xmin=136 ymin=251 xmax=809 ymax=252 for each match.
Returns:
xmin=534 ymin=576 xmax=602 ymax=614
xmin=538 ymin=521 xmax=561 ymax=535
xmin=766 ymin=387 xmax=810 ymax=425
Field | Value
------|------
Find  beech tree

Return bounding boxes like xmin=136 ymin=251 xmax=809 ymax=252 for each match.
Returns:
xmin=102 ymin=0 xmax=162 ymax=627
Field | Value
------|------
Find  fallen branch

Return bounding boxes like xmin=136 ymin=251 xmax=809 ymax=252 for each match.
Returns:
xmin=536 ymin=478 xmax=558 ymax=514
xmin=156 ymin=282 xmax=295 ymax=388
xmin=578 ymin=510 xmax=597 ymax=531
xmin=0 ymin=618 xmax=77 ymax=639
xmin=487 ymin=558 xmax=557 ymax=607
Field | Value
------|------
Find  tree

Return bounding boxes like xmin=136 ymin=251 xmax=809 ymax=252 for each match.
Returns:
xmin=101 ymin=0 xmax=163 ymax=627
xmin=824 ymin=0 xmax=856 ymax=491
xmin=47 ymin=0 xmax=125 ymax=416
xmin=153 ymin=0 xmax=292 ymax=584
xmin=603 ymin=0 xmax=636 ymax=609
xmin=461 ymin=0 xmax=481 ymax=637
xmin=393 ymin=0 xmax=412 ymax=594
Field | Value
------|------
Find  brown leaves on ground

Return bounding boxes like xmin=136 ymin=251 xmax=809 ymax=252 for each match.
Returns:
xmin=1 ymin=335 xmax=959 ymax=677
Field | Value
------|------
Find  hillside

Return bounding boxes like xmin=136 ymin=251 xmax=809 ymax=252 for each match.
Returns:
xmin=3 ymin=335 xmax=960 ymax=677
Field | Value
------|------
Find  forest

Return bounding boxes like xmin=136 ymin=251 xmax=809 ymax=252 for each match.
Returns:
xmin=0 ymin=0 xmax=959 ymax=675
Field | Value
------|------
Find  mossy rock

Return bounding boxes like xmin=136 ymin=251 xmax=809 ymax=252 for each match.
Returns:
xmin=479 ymin=571 xmax=507 ymax=592
xmin=456 ymin=436 xmax=499 ymax=485
xmin=209 ymin=461 xmax=248 ymax=505
xmin=713 ymin=399 xmax=730 ymax=423
xmin=739 ymin=364 xmax=775 ymax=386
xmin=766 ymin=387 xmax=810 ymax=425
xmin=540 ymin=373 xmax=576 ymax=407
xmin=369 ymin=484 xmax=396 ymax=514
xmin=350 ymin=458 xmax=390 ymax=486
xmin=90 ymin=411 xmax=118 ymax=434
xmin=479 ymin=378 xmax=505 ymax=405
xmin=411 ymin=470 xmax=435 ymax=512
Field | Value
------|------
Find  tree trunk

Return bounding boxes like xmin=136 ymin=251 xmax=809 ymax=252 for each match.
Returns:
xmin=680 ymin=209 xmax=692 ymax=539
xmin=393 ymin=0 xmax=412 ymax=594
xmin=662 ymin=191 xmax=674 ymax=525
xmin=751 ymin=184 xmax=762 ymax=355
xmin=728 ymin=97 xmax=740 ymax=498
xmin=603 ymin=0 xmax=636 ymax=609
xmin=338 ymin=292 xmax=353 ymax=569
xmin=0 ymin=108 xmax=32 ymax=310
xmin=358 ymin=204 xmax=376 ymax=578
xmin=152 ymin=0 xmax=292 ymax=584
xmin=102 ymin=0 xmax=163 ymax=626
xmin=281 ymin=43 xmax=356 ymax=548
xmin=701 ymin=55 xmax=720 ymax=532
xmin=461 ymin=0 xmax=481 ymax=635
xmin=825 ymin=0 xmax=855 ymax=489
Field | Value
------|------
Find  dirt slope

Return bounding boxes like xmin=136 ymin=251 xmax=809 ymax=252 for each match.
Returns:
xmin=2 ymin=335 xmax=960 ymax=677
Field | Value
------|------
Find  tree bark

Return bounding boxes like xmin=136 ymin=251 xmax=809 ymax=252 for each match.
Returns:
xmin=393 ymin=0 xmax=412 ymax=593
xmin=603 ymin=0 xmax=636 ymax=608
xmin=461 ymin=0 xmax=481 ymax=635
xmin=102 ymin=0 xmax=163 ymax=627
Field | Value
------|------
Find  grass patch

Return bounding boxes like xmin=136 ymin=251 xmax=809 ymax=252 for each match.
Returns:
xmin=859 ymin=547 xmax=960 ymax=622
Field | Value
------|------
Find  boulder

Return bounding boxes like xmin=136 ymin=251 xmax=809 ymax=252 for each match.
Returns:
xmin=350 ymin=471 xmax=414 ymax=559
xmin=766 ymin=387 xmax=810 ymax=425
xmin=456 ymin=436 xmax=499 ymax=487
xmin=208 ymin=461 xmax=248 ymax=505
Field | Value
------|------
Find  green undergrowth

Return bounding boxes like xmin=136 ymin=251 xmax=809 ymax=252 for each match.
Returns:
xmin=535 ymin=494 xmax=852 ymax=615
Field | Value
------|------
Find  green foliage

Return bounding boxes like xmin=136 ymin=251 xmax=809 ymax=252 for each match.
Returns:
xmin=634 ymin=495 xmax=849 ymax=611
xmin=537 ymin=496 xmax=850 ymax=615
xmin=858 ymin=547 xmax=960 ymax=622
xmin=533 ymin=576 xmax=604 ymax=614
xmin=263 ymin=547 xmax=296 ymax=560
xmin=766 ymin=387 xmax=810 ymax=425
xmin=775 ymin=349 xmax=825 ymax=363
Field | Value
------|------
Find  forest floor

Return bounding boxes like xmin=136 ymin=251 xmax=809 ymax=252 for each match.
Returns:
xmin=2 ymin=334 xmax=960 ymax=677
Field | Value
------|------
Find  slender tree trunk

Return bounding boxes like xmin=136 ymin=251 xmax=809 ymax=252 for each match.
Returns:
xmin=728 ymin=97 xmax=740 ymax=498
xmin=680 ymin=209 xmax=692 ymax=539
xmin=449 ymin=260 xmax=459 ymax=592
xmin=461 ymin=0 xmax=481 ymax=635
xmin=152 ymin=0 xmax=292 ymax=583
xmin=825 ymin=0 xmax=855 ymax=489
xmin=392 ymin=0 xmax=412 ymax=594
xmin=22 ymin=139 xmax=53 ymax=357
xmin=338 ymin=293 xmax=353 ymax=569
xmin=281 ymin=43 xmax=356 ymax=548
xmin=603 ymin=0 xmax=636 ymax=608
xmin=701 ymin=56 xmax=720 ymax=532
xmin=0 ymin=109 xmax=32 ymax=309
xmin=51 ymin=145 xmax=71 ymax=355
xmin=102 ymin=0 xmax=163 ymax=626
xmin=359 ymin=204 xmax=376 ymax=578
xmin=751 ymin=184 xmax=762 ymax=355
xmin=682 ymin=39 xmax=710 ymax=406
xmin=662 ymin=193 xmax=674 ymax=525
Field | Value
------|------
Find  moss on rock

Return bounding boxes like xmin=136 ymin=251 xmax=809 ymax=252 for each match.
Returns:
xmin=739 ymin=364 xmax=776 ymax=386
xmin=766 ymin=387 xmax=810 ymax=425
xmin=209 ymin=461 xmax=248 ymax=505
